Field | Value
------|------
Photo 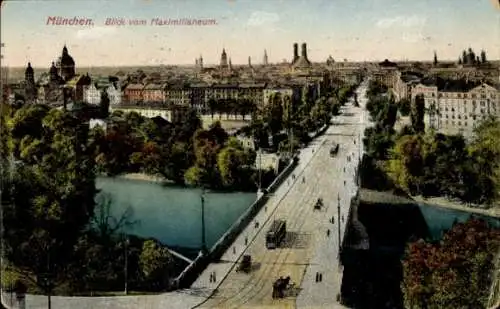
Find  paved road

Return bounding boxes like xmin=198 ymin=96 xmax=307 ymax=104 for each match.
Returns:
xmin=196 ymin=81 xmax=370 ymax=309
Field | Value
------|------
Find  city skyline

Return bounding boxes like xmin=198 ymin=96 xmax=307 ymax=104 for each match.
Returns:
xmin=1 ymin=0 xmax=499 ymax=67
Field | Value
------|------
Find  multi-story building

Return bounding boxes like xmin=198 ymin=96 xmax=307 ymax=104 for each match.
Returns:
xmin=123 ymin=83 xmax=144 ymax=103
xmin=142 ymin=83 xmax=165 ymax=103
xmin=190 ymin=82 xmax=209 ymax=113
xmin=392 ymin=71 xmax=422 ymax=102
xmin=165 ymin=82 xmax=191 ymax=106
xmin=414 ymin=80 xmax=500 ymax=138
xmin=238 ymin=83 xmax=266 ymax=108
xmin=83 ymin=83 xmax=101 ymax=105
xmin=106 ymin=84 xmax=121 ymax=106
xmin=65 ymin=74 xmax=92 ymax=102
xmin=110 ymin=105 xmax=172 ymax=121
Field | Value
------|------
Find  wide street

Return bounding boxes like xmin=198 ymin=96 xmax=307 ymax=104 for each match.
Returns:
xmin=196 ymin=81 xmax=370 ymax=309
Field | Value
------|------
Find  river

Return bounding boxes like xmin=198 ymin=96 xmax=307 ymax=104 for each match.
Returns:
xmin=96 ymin=177 xmax=256 ymax=252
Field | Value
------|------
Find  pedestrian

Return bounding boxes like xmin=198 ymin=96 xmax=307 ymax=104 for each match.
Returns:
xmin=245 ymin=236 xmax=248 ymax=246
xmin=327 ymin=229 xmax=330 ymax=237
xmin=233 ymin=246 xmax=236 ymax=254
xmin=265 ymin=206 xmax=268 ymax=212
xmin=209 ymin=272 xmax=213 ymax=283
xmin=256 ymin=221 xmax=259 ymax=228
xmin=342 ymin=215 xmax=344 ymax=222
xmin=315 ymin=272 xmax=319 ymax=282
xmin=319 ymin=273 xmax=323 ymax=282
xmin=213 ymin=272 xmax=216 ymax=282
xmin=344 ymin=180 xmax=346 ymax=186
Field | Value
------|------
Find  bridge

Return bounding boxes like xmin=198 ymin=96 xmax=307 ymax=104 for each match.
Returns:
xmin=187 ymin=80 xmax=372 ymax=309
xmin=2 ymin=81 xmax=371 ymax=309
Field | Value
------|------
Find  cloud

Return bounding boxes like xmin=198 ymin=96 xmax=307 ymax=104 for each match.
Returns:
xmin=376 ymin=16 xmax=426 ymax=28
xmin=76 ymin=27 xmax=117 ymax=40
xmin=247 ymin=11 xmax=280 ymax=27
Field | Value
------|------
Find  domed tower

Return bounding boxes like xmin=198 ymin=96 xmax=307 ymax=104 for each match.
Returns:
xmin=56 ymin=45 xmax=75 ymax=81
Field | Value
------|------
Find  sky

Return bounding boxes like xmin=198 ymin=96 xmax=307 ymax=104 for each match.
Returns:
xmin=1 ymin=0 xmax=499 ymax=67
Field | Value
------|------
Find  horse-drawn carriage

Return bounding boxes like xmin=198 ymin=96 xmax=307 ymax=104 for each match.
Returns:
xmin=237 ymin=255 xmax=252 ymax=273
xmin=272 ymin=276 xmax=295 ymax=299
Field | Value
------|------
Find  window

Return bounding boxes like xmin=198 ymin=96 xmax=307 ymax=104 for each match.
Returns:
xmin=458 ymin=121 xmax=461 ymax=126
xmin=481 ymin=101 xmax=485 ymax=106
xmin=458 ymin=115 xmax=461 ymax=119
xmin=452 ymin=115 xmax=455 ymax=119
xmin=465 ymin=115 xmax=468 ymax=120
xmin=464 ymin=94 xmax=468 ymax=98
xmin=472 ymin=94 xmax=477 ymax=98
xmin=458 ymin=94 xmax=462 ymax=98
xmin=451 ymin=108 xmax=455 ymax=112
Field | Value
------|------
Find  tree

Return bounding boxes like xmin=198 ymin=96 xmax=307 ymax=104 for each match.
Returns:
xmin=480 ymin=50 xmax=487 ymax=64
xmin=139 ymin=240 xmax=174 ymax=291
xmin=2 ymin=105 xmax=97 ymax=296
xmin=386 ymin=134 xmax=426 ymax=194
xmin=99 ymin=91 xmax=110 ymax=118
xmin=398 ymin=99 xmax=411 ymax=116
xmin=402 ymin=218 xmax=500 ymax=309
xmin=462 ymin=50 xmax=468 ymax=65
xmin=467 ymin=48 xmax=476 ymax=65
xmin=217 ymin=137 xmax=256 ymax=188
xmin=411 ymin=95 xmax=425 ymax=133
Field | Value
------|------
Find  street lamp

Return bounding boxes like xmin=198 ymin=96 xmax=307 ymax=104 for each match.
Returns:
xmin=124 ymin=236 xmax=129 ymax=295
xmin=200 ymin=188 xmax=207 ymax=255
xmin=337 ymin=193 xmax=341 ymax=262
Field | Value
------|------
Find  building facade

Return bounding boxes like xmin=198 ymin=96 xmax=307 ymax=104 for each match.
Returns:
xmin=414 ymin=81 xmax=500 ymax=138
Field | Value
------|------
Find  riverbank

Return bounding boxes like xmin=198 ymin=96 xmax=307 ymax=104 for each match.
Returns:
xmin=360 ymin=189 xmax=500 ymax=219
xmin=119 ymin=172 xmax=169 ymax=183
xmin=412 ymin=195 xmax=500 ymax=219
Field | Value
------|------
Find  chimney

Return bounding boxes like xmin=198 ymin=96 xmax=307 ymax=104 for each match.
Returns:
xmin=301 ymin=43 xmax=307 ymax=59
xmin=293 ymin=43 xmax=299 ymax=62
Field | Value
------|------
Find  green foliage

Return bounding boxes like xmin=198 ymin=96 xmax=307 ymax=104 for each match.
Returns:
xmin=386 ymin=131 xmax=494 ymax=203
xmin=398 ymin=99 xmax=411 ymax=117
xmin=401 ymin=218 xmax=500 ymax=309
xmin=139 ymin=240 xmax=174 ymax=291
xmin=2 ymin=104 xmax=97 ymax=294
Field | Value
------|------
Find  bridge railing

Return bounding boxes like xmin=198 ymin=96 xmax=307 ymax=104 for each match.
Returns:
xmin=173 ymin=156 xmax=299 ymax=289
xmin=209 ymin=157 xmax=298 ymax=261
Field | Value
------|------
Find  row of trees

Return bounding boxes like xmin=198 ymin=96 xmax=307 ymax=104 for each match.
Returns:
xmin=207 ymin=98 xmax=257 ymax=119
xmin=241 ymin=83 xmax=356 ymax=153
xmin=0 ymin=103 xmax=177 ymax=295
xmin=401 ymin=218 xmax=500 ymax=309
xmin=458 ymin=48 xmax=488 ymax=65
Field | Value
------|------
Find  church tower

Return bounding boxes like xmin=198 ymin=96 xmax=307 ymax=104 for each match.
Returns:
xmin=24 ymin=62 xmax=36 ymax=102
xmin=248 ymin=56 xmax=252 ymax=68
xmin=263 ymin=49 xmax=268 ymax=65
xmin=220 ymin=48 xmax=228 ymax=69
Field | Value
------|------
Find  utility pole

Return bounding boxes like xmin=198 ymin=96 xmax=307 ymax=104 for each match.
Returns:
xmin=200 ymin=189 xmax=207 ymax=255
